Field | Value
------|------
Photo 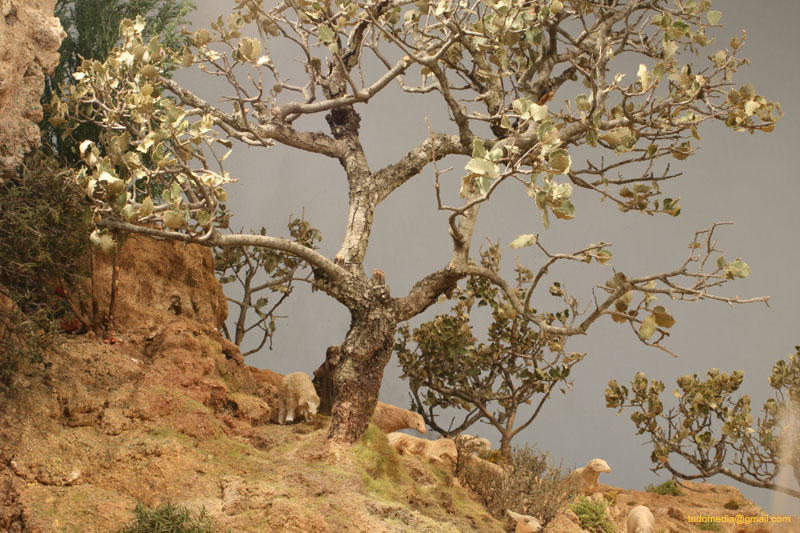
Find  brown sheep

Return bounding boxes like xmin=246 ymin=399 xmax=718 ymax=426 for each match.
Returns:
xmin=387 ymin=432 xmax=456 ymax=464
xmin=372 ymin=401 xmax=426 ymax=434
xmin=568 ymin=458 xmax=611 ymax=496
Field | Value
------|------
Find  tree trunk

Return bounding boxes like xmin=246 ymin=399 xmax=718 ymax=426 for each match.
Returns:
xmin=328 ymin=305 xmax=397 ymax=443
xmin=500 ymin=434 xmax=513 ymax=463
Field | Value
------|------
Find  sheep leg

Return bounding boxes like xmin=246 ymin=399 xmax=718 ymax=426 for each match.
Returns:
xmin=278 ymin=401 xmax=287 ymax=425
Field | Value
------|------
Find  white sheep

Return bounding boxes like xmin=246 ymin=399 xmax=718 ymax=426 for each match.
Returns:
xmin=463 ymin=452 xmax=506 ymax=477
xmin=454 ymin=433 xmax=491 ymax=454
xmin=568 ymin=458 xmax=611 ymax=496
xmin=626 ymin=505 xmax=655 ymax=533
xmin=506 ymin=510 xmax=543 ymax=533
xmin=372 ymin=401 xmax=426 ymax=434
xmin=277 ymin=372 xmax=320 ymax=425
xmin=386 ymin=432 xmax=456 ymax=464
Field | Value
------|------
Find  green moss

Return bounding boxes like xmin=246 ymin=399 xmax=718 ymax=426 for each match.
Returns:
xmin=645 ymin=478 xmax=684 ymax=496
xmin=354 ymin=425 xmax=409 ymax=491
xmin=723 ymin=498 xmax=739 ymax=510
xmin=570 ymin=495 xmax=616 ymax=533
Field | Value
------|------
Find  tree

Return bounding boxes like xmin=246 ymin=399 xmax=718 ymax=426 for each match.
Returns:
xmin=52 ymin=1 xmax=780 ymax=443
xmin=606 ymin=347 xmax=800 ymax=499
xmin=214 ymin=214 xmax=322 ymax=353
xmin=45 ymin=0 xmax=196 ymax=162
xmin=397 ymin=241 xmax=587 ymax=460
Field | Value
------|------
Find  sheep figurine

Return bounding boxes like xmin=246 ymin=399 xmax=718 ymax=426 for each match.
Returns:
xmin=387 ymin=432 xmax=457 ymax=464
xmin=454 ymin=433 xmax=491 ymax=454
xmin=626 ymin=505 xmax=655 ymax=533
xmin=372 ymin=401 xmax=426 ymax=434
xmin=277 ymin=372 xmax=320 ymax=425
xmin=506 ymin=510 xmax=543 ymax=533
xmin=569 ymin=458 xmax=611 ymax=496
xmin=464 ymin=453 xmax=505 ymax=476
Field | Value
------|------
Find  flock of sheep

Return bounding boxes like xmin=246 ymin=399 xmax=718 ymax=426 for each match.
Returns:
xmin=277 ymin=371 xmax=656 ymax=533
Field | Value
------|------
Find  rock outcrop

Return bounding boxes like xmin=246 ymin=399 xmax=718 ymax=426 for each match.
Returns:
xmin=91 ymin=234 xmax=228 ymax=336
xmin=0 ymin=0 xmax=64 ymax=182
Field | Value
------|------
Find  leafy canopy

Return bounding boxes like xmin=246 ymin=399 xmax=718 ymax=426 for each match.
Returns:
xmin=607 ymin=347 xmax=800 ymax=499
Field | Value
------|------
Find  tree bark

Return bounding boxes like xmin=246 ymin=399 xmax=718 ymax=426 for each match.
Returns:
xmin=328 ymin=304 xmax=398 ymax=443
xmin=500 ymin=434 xmax=513 ymax=463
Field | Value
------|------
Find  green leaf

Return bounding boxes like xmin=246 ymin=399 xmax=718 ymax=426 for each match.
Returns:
xmin=707 ymin=10 xmax=722 ymax=25
xmin=724 ymin=258 xmax=751 ymax=279
xmin=140 ymin=64 xmax=159 ymax=79
xmin=595 ymin=249 xmax=612 ymax=264
xmin=196 ymin=210 xmax=211 ymax=226
xmin=162 ymin=210 xmax=184 ymax=229
xmin=653 ymin=306 xmax=676 ymax=328
xmin=90 ymin=230 xmax=117 ymax=254
xmin=662 ymin=41 xmax=678 ymax=60
xmin=318 ymin=25 xmax=335 ymax=44
xmin=237 ymin=37 xmax=262 ymax=63
xmin=639 ymin=314 xmax=658 ymax=340
xmin=138 ymin=196 xmax=154 ymax=218
xmin=548 ymin=149 xmax=572 ymax=174
xmin=509 ymin=234 xmax=537 ymax=249
xmin=472 ymin=138 xmax=487 ymax=158
xmin=476 ymin=176 xmax=492 ymax=195
xmin=552 ymin=199 xmax=575 ymax=220
xmin=465 ymin=157 xmax=499 ymax=179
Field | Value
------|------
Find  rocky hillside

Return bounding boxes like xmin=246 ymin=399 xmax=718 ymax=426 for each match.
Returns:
xmin=0 ymin=237 xmax=795 ymax=532
xmin=0 ymin=0 xmax=64 ymax=183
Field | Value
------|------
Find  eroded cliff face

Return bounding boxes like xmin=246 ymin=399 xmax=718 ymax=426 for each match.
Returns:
xmin=0 ymin=0 xmax=64 ymax=183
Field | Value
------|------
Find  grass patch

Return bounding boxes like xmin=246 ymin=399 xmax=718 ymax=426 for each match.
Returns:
xmin=723 ymin=498 xmax=739 ymax=510
xmin=570 ymin=495 xmax=616 ymax=533
xmin=354 ymin=425 xmax=408 ymax=489
xmin=118 ymin=502 xmax=217 ymax=533
xmin=697 ymin=520 xmax=723 ymax=531
xmin=646 ymin=478 xmax=684 ymax=496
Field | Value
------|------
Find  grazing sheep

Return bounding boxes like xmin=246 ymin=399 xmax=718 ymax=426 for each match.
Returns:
xmin=506 ymin=510 xmax=543 ymax=533
xmin=277 ymin=372 xmax=320 ymax=425
xmin=387 ymin=432 xmax=456 ymax=464
xmin=454 ymin=433 xmax=491 ymax=454
xmin=464 ymin=452 xmax=506 ymax=476
xmin=569 ymin=458 xmax=611 ymax=496
xmin=626 ymin=505 xmax=655 ymax=533
xmin=372 ymin=401 xmax=426 ymax=434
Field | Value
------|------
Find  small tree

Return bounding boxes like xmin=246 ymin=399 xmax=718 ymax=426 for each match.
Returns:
xmin=53 ymin=1 xmax=780 ymax=443
xmin=398 ymin=241 xmax=588 ymax=460
xmin=606 ymin=347 xmax=800 ymax=499
xmin=215 ymin=214 xmax=322 ymax=354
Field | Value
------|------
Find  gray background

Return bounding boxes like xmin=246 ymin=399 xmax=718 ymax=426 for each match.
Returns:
xmin=174 ymin=1 xmax=799 ymax=514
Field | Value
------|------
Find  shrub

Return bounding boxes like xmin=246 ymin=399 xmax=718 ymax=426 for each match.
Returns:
xmin=697 ymin=520 xmax=723 ymax=531
xmin=570 ymin=495 xmax=616 ymax=533
xmin=646 ymin=479 xmax=685 ymax=496
xmin=0 ymin=150 xmax=90 ymax=314
xmin=117 ymin=502 xmax=216 ymax=533
xmin=0 ymin=304 xmax=58 ymax=387
xmin=723 ymin=499 xmax=740 ymax=510
xmin=458 ymin=444 xmax=577 ymax=525
xmin=0 ymin=151 xmax=89 ymax=386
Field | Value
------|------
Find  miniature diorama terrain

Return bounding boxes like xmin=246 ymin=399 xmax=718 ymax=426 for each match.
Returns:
xmin=0 ymin=237 xmax=796 ymax=532
xmin=2 ymin=0 xmax=799 ymax=531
